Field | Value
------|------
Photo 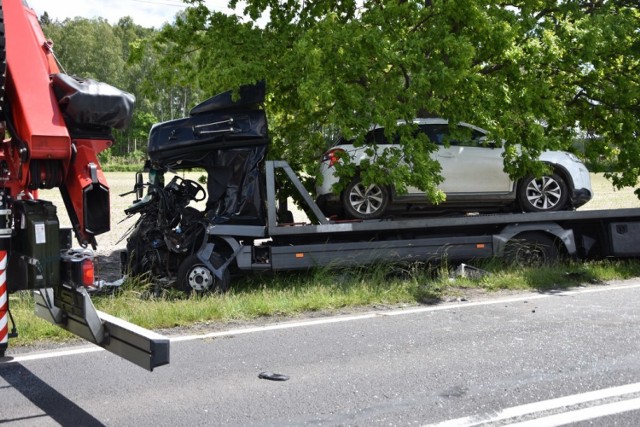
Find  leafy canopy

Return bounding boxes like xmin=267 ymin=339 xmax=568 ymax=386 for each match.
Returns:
xmin=155 ymin=0 xmax=639 ymax=198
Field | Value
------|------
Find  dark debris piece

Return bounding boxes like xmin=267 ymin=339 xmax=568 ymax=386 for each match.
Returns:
xmin=258 ymin=371 xmax=290 ymax=381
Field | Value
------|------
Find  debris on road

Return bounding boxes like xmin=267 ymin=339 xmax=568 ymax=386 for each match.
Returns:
xmin=258 ymin=371 xmax=290 ymax=381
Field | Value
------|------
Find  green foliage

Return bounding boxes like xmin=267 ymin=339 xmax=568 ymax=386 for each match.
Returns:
xmin=149 ymin=0 xmax=639 ymax=198
xmin=130 ymin=110 xmax=158 ymax=143
xmin=36 ymin=3 xmax=639 ymax=195
xmin=43 ymin=17 xmax=126 ymax=85
xmin=40 ymin=15 xmax=163 ymax=159
xmin=99 ymin=149 xmax=148 ymax=171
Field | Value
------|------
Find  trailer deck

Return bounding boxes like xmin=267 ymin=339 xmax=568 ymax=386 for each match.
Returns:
xmin=199 ymin=161 xmax=640 ymax=273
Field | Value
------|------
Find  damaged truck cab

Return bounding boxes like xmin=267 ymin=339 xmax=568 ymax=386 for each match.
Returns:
xmin=124 ymin=82 xmax=270 ymax=293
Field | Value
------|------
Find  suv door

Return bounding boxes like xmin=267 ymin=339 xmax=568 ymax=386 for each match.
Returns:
xmin=424 ymin=124 xmax=513 ymax=194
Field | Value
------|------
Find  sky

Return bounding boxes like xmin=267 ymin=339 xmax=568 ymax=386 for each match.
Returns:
xmin=26 ymin=0 xmax=238 ymax=29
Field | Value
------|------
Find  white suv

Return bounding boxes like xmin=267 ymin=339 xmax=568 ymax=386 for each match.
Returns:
xmin=316 ymin=118 xmax=593 ymax=220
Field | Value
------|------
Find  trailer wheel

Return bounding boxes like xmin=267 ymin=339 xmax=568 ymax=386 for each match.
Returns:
xmin=518 ymin=173 xmax=569 ymax=212
xmin=504 ymin=232 xmax=560 ymax=267
xmin=176 ymin=253 xmax=230 ymax=294
xmin=342 ymin=176 xmax=390 ymax=220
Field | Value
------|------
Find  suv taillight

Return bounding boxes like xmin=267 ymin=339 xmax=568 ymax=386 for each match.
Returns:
xmin=323 ymin=148 xmax=345 ymax=168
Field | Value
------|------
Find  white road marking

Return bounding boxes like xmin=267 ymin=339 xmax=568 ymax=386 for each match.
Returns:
xmin=170 ymin=312 xmax=381 ymax=342
xmin=505 ymin=397 xmax=640 ymax=426
xmin=5 ymin=346 xmax=103 ymax=363
xmin=173 ymin=282 xmax=640 ymax=342
xmin=4 ymin=282 xmax=640 ymax=425
xmin=428 ymin=382 xmax=640 ymax=426
xmin=2 ymin=281 xmax=640 ymax=365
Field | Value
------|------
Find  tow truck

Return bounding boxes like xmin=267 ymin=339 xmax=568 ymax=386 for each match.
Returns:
xmin=0 ymin=0 xmax=169 ymax=371
xmin=2 ymin=0 xmax=638 ymax=370
xmin=123 ymin=84 xmax=640 ymax=294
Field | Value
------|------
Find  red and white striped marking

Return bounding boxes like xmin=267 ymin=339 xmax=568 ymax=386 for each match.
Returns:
xmin=0 ymin=250 xmax=8 ymax=348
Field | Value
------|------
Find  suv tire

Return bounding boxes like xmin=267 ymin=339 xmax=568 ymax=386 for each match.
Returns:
xmin=519 ymin=173 xmax=569 ymax=212
xmin=342 ymin=176 xmax=390 ymax=220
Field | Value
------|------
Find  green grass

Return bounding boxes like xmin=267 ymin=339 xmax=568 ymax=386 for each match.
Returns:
xmin=7 ymin=172 xmax=640 ymax=347
xmin=8 ymin=258 xmax=640 ymax=346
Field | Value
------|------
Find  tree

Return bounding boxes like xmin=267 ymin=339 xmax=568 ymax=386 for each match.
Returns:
xmin=152 ymin=1 xmax=640 ymax=199
xmin=44 ymin=17 xmax=126 ymax=86
xmin=39 ymin=11 xmax=51 ymax=26
xmin=40 ymin=16 xmax=163 ymax=157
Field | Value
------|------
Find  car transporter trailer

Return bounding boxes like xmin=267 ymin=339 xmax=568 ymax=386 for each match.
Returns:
xmin=184 ymin=160 xmax=640 ymax=283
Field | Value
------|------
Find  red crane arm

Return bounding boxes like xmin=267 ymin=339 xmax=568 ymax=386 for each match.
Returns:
xmin=0 ymin=0 xmax=132 ymax=247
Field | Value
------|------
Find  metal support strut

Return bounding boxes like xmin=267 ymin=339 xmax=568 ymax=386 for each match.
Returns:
xmin=0 ymin=249 xmax=8 ymax=358
xmin=34 ymin=286 xmax=170 ymax=371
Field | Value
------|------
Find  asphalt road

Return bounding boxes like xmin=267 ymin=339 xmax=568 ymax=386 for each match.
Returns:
xmin=2 ymin=281 xmax=640 ymax=426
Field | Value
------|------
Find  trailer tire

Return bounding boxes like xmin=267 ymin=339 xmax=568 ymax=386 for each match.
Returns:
xmin=342 ymin=176 xmax=390 ymax=220
xmin=176 ymin=253 xmax=230 ymax=295
xmin=504 ymin=232 xmax=560 ymax=267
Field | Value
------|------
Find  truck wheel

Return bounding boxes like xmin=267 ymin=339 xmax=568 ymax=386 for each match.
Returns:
xmin=504 ymin=232 xmax=560 ymax=267
xmin=176 ymin=253 xmax=230 ymax=294
xmin=342 ymin=176 xmax=389 ymax=220
xmin=518 ymin=173 xmax=569 ymax=212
